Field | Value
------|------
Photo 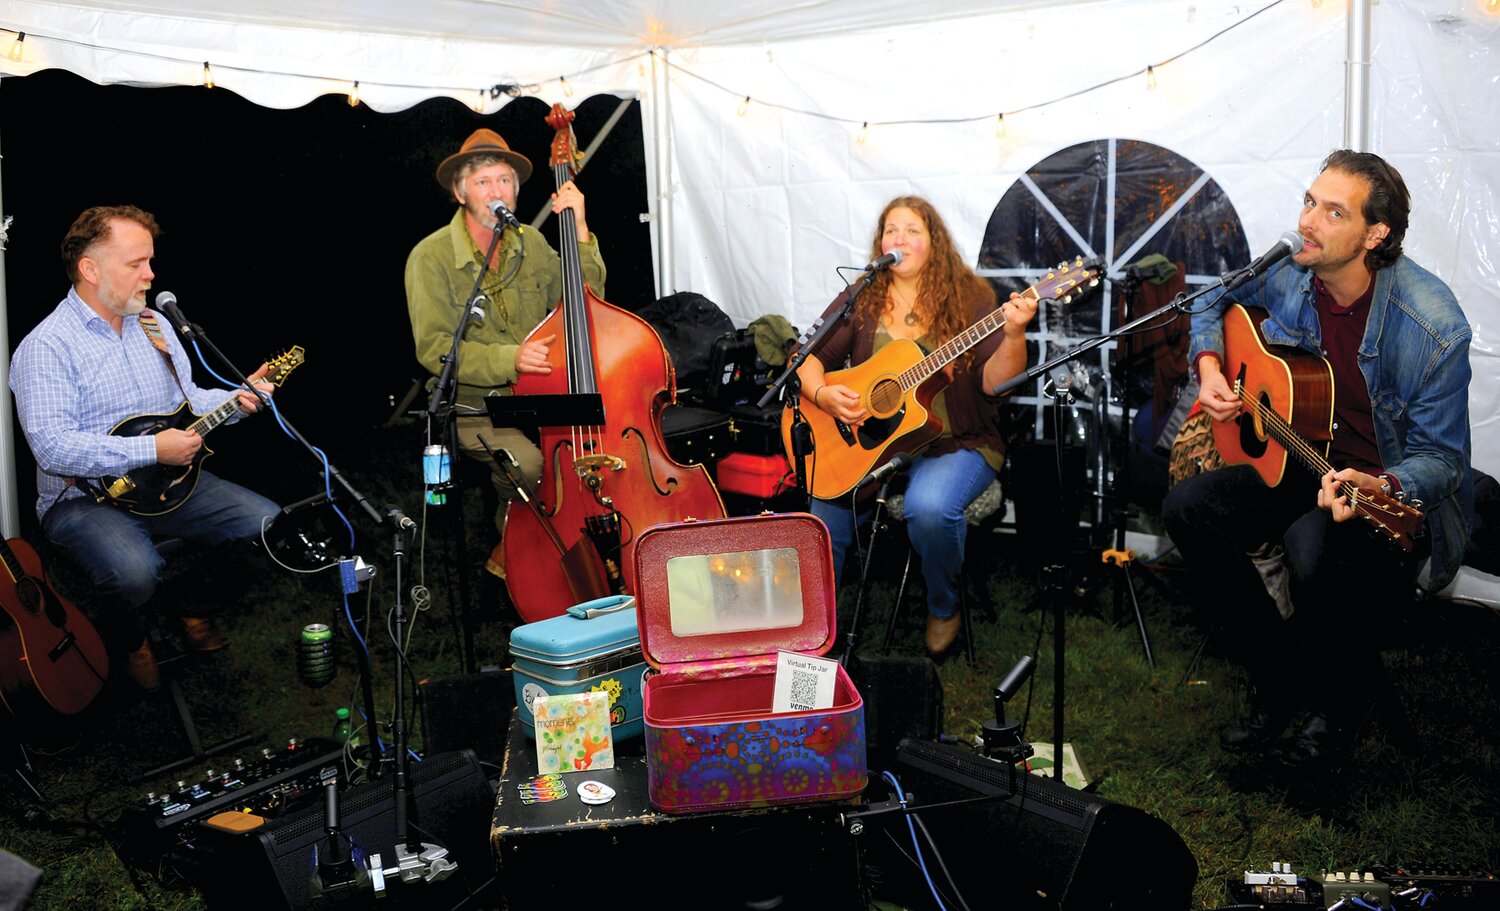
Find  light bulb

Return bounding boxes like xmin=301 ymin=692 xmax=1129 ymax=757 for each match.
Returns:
xmin=202 ymin=62 xmax=214 ymax=89
xmin=995 ymin=113 xmax=1006 ymax=139
xmin=1146 ymin=65 xmax=1157 ymax=90
xmin=348 ymin=81 xmax=360 ymax=107
xmin=560 ymin=76 xmax=573 ymax=98
xmin=737 ymin=96 xmax=750 ymax=116
xmin=9 ymin=32 xmax=24 ymax=64
xmin=857 ymin=122 xmax=869 ymax=145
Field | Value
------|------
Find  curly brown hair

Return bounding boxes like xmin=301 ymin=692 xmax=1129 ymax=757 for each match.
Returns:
xmin=854 ymin=196 xmax=994 ymax=350
xmin=62 ymin=205 xmax=160 ymax=284
xmin=1321 ymin=149 xmax=1409 ymax=272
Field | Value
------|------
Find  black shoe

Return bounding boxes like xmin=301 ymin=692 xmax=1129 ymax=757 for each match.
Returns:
xmin=1219 ymin=692 xmax=1294 ymax=752
xmin=1268 ymin=711 xmax=1353 ymax=770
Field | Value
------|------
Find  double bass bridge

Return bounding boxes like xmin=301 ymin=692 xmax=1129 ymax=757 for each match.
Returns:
xmin=574 ymin=453 xmax=627 ymax=490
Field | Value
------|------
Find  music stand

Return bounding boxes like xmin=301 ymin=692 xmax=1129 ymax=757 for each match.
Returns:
xmin=484 ymin=393 xmax=605 ymax=429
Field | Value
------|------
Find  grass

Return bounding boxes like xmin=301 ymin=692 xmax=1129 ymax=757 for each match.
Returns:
xmin=2 ymin=420 xmax=1498 ymax=909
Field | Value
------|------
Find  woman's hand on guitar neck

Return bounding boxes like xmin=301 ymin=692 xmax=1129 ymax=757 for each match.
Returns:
xmin=1195 ymin=356 xmax=1242 ymax=422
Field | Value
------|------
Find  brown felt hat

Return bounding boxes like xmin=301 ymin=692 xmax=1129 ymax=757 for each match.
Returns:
xmin=435 ymin=128 xmax=533 ymax=189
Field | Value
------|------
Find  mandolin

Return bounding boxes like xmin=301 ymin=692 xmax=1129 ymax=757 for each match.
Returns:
xmin=97 ymin=346 xmax=304 ymax=516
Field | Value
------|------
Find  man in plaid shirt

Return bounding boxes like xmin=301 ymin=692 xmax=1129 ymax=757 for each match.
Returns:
xmin=10 ymin=205 xmax=280 ymax=691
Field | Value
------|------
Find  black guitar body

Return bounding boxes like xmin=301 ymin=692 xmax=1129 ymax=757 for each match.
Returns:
xmin=100 ymin=403 xmax=210 ymax=517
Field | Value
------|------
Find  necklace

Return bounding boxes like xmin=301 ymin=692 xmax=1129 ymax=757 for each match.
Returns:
xmin=890 ymin=285 xmax=921 ymax=328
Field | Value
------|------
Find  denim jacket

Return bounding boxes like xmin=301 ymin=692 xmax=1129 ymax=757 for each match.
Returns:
xmin=1189 ymin=255 xmax=1474 ymax=590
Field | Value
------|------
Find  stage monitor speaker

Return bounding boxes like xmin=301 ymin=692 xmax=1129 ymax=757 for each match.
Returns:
xmin=848 ymin=654 xmax=943 ymax=771
xmin=419 ymin=668 xmax=514 ymax=767
xmin=197 ymin=749 xmax=495 ymax=910
xmin=885 ymin=738 xmax=1197 ymax=910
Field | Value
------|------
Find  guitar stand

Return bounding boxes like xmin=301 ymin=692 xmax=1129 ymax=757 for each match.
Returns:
xmin=130 ymin=623 xmax=256 ymax=784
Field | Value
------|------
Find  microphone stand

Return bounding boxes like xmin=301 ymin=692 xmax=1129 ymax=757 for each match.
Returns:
xmin=365 ymin=520 xmax=458 ymax=896
xmin=759 ymin=266 xmax=882 ymax=496
xmin=420 ymin=221 xmax=509 ymax=675
xmin=841 ymin=467 xmax=906 ymax=667
xmin=992 ymin=277 xmax=1228 ymax=778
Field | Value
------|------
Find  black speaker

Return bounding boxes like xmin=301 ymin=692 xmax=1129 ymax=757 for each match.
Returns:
xmin=419 ymin=669 xmax=514 ymax=767
xmin=881 ymin=739 xmax=1197 ymax=910
xmin=848 ymin=654 xmax=943 ymax=771
xmin=197 ymin=750 xmax=496 ymax=910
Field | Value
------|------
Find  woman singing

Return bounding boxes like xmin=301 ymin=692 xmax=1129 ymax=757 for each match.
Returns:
xmin=796 ymin=196 xmax=1037 ymax=655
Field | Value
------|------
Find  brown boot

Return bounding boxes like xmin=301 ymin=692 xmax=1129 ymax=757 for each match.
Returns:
xmin=925 ymin=613 xmax=962 ymax=655
xmin=125 ymin=640 xmax=161 ymax=691
xmin=180 ymin=616 xmax=227 ymax=652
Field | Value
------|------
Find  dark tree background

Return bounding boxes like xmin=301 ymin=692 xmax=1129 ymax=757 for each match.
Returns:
xmin=1 ymin=70 xmax=654 ymax=533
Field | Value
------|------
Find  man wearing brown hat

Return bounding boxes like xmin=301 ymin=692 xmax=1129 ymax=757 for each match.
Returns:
xmin=405 ymin=127 xmax=607 ymax=554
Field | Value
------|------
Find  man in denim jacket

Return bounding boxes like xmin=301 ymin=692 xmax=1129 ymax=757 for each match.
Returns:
xmin=1162 ymin=150 xmax=1473 ymax=769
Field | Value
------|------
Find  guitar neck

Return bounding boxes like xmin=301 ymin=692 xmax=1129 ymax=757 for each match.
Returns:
xmin=189 ymin=395 xmax=244 ymax=438
xmin=899 ymin=294 xmax=1027 ymax=392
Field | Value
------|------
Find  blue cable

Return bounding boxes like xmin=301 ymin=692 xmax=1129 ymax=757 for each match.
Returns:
xmin=881 ymin=770 xmax=947 ymax=911
xmin=191 ymin=339 xmax=355 ymax=550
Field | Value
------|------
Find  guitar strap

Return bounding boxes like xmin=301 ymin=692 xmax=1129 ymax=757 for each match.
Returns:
xmin=138 ymin=311 xmax=195 ymax=404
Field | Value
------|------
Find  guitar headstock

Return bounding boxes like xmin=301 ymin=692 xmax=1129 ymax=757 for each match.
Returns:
xmin=1030 ymin=256 xmax=1104 ymax=305
xmin=1354 ymin=488 xmax=1424 ymax=553
xmin=264 ymin=345 xmax=306 ymax=387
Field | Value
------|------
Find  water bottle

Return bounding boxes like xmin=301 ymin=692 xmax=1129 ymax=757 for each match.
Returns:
xmin=423 ymin=444 xmax=451 ymax=506
xmin=332 ymin=707 xmax=352 ymax=744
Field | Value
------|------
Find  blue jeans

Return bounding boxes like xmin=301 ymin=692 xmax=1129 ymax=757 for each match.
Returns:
xmin=43 ymin=471 xmax=280 ymax=651
xmin=811 ymin=447 xmax=995 ymax=620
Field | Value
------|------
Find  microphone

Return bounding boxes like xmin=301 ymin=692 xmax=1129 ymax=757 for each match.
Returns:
xmin=856 ymin=452 xmax=914 ymax=491
xmin=154 ymin=291 xmax=194 ymax=338
xmin=487 ymin=199 xmax=521 ymax=229
xmin=1222 ymin=231 xmax=1304 ymax=293
xmin=862 ymin=249 xmax=904 ymax=272
xmin=385 ymin=505 xmax=416 ymax=531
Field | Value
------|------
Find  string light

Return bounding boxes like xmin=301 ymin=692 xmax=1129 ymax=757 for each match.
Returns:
xmin=737 ymin=96 xmax=750 ymax=116
xmin=473 ymin=89 xmax=485 ymax=113
xmin=1146 ymin=65 xmax=1158 ymax=90
xmin=9 ymin=32 xmax=24 ymax=64
xmin=994 ymin=113 xmax=1006 ymax=139
xmin=560 ymin=75 xmax=574 ymax=97
xmin=1310 ymin=0 xmax=1323 ymax=7
xmin=857 ymin=122 xmax=869 ymax=144
xmin=347 ymin=80 xmax=360 ymax=107
xmin=202 ymin=61 xmax=214 ymax=89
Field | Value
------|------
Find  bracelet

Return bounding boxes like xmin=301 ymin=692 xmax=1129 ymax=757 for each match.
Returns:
xmin=813 ymin=386 xmax=824 ymax=406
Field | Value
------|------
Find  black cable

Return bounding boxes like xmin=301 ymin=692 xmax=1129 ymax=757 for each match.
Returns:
xmin=911 ymin=812 xmax=973 ymax=911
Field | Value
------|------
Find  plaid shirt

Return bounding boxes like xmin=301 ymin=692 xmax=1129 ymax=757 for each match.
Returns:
xmin=10 ymin=288 xmax=238 ymax=520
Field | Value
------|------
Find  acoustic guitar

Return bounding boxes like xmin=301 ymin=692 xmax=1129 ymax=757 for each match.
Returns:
xmin=96 ymin=346 xmax=304 ymax=516
xmin=0 ymin=537 xmax=109 ymax=727
xmin=1214 ymin=303 xmax=1423 ymax=552
xmin=782 ymin=256 xmax=1101 ymax=500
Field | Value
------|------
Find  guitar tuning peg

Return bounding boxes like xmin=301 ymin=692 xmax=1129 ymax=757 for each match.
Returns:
xmin=1062 ymin=293 xmax=1073 ymax=304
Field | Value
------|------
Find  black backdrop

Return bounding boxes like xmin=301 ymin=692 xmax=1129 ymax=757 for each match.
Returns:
xmin=0 ymin=69 xmax=654 ymax=533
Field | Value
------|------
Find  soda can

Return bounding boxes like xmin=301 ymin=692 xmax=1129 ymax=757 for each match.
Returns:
xmin=301 ymin=623 xmax=334 ymax=646
xmin=423 ymin=444 xmax=451 ymax=506
xmin=298 ymin=623 xmax=337 ymax=687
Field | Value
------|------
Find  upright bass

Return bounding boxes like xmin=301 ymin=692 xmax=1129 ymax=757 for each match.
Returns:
xmin=502 ymin=104 xmax=725 ymax=622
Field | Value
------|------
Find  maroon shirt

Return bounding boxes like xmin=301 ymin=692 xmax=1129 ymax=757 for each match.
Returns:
xmin=1314 ymin=276 xmax=1382 ymax=474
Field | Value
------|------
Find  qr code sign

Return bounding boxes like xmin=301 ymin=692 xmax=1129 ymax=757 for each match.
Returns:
xmin=788 ymin=669 xmax=819 ymax=711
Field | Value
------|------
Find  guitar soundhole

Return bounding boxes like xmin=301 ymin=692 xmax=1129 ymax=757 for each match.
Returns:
xmin=1236 ymin=394 xmax=1271 ymax=459
xmin=867 ymin=378 xmax=903 ymax=417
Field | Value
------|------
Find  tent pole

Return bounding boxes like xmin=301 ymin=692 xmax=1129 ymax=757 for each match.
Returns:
xmin=651 ymin=47 xmax=674 ymax=299
xmin=0 ymin=114 xmax=20 ymax=540
xmin=1344 ymin=0 xmax=1372 ymax=151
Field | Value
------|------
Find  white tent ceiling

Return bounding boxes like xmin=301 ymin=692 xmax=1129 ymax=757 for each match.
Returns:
xmin=1 ymin=0 xmax=1497 ymax=597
